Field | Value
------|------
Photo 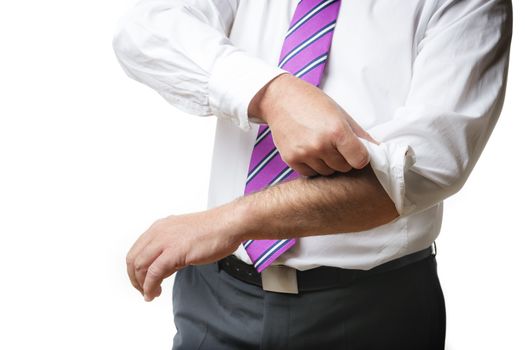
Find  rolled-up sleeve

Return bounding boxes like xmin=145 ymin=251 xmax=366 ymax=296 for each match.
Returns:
xmin=362 ymin=0 xmax=512 ymax=216
xmin=112 ymin=0 xmax=286 ymax=131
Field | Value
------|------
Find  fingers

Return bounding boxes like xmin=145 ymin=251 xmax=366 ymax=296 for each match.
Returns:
xmin=280 ymin=122 xmax=372 ymax=175
xmin=307 ymin=159 xmax=335 ymax=176
xmin=334 ymin=127 xmax=370 ymax=169
xmin=285 ymin=161 xmax=318 ymax=177
xmin=127 ymin=259 xmax=143 ymax=293
xmin=126 ymin=220 xmax=164 ymax=294
xmin=127 ymin=225 xmax=156 ymax=260
xmin=143 ymin=249 xmax=179 ymax=301
xmin=291 ymin=132 xmax=367 ymax=175
xmin=287 ymin=153 xmax=351 ymax=176
xmin=322 ymin=149 xmax=353 ymax=173
xmin=133 ymin=241 xmax=164 ymax=292
xmin=126 ymin=232 xmax=155 ymax=294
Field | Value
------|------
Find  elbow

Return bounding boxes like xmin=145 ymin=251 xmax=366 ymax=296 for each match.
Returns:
xmin=111 ymin=31 xmax=126 ymax=64
xmin=444 ymin=172 xmax=469 ymax=199
xmin=435 ymin=177 xmax=466 ymax=206
xmin=112 ymin=4 xmax=155 ymax=70
xmin=111 ymin=26 xmax=144 ymax=86
xmin=434 ymin=155 xmax=474 ymax=202
xmin=111 ymin=17 xmax=137 ymax=68
xmin=112 ymin=21 xmax=125 ymax=56
xmin=404 ymin=166 xmax=470 ymax=216
xmin=110 ymin=14 xmax=159 ymax=86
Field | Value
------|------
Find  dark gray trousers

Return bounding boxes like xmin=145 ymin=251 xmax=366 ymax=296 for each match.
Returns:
xmin=171 ymin=256 xmax=446 ymax=350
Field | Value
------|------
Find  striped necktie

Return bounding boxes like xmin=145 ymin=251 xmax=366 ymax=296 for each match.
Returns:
xmin=243 ymin=0 xmax=342 ymax=272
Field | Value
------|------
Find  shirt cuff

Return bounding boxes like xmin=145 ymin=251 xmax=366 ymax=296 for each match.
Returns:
xmin=360 ymin=138 xmax=416 ymax=216
xmin=208 ymin=50 xmax=288 ymax=131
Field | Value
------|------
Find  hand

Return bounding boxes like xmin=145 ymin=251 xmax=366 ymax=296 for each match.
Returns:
xmin=125 ymin=205 xmax=242 ymax=302
xmin=248 ymin=73 xmax=378 ymax=177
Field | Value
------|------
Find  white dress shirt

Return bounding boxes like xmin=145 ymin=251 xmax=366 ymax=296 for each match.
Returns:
xmin=112 ymin=0 xmax=512 ymax=270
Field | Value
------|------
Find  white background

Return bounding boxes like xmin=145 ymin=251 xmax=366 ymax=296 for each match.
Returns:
xmin=0 ymin=1 xmax=522 ymax=349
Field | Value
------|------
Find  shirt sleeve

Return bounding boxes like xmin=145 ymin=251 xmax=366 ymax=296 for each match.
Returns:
xmin=361 ymin=0 xmax=512 ymax=216
xmin=111 ymin=0 xmax=287 ymax=131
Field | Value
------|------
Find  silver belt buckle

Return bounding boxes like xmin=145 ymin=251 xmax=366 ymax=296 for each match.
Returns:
xmin=261 ymin=265 xmax=299 ymax=294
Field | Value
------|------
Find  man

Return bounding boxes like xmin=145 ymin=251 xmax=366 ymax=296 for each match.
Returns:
xmin=112 ymin=0 xmax=512 ymax=349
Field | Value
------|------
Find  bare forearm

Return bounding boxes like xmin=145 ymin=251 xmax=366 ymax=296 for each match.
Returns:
xmin=128 ymin=157 xmax=398 ymax=302
xmin=232 ymin=165 xmax=399 ymax=241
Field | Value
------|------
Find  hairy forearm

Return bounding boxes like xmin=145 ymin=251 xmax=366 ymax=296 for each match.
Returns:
xmin=231 ymin=165 xmax=399 ymax=241
xmin=128 ymin=154 xmax=399 ymax=302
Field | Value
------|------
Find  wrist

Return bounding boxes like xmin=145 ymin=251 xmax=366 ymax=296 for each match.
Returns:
xmin=248 ymin=72 xmax=292 ymax=124
xmin=224 ymin=195 xmax=263 ymax=242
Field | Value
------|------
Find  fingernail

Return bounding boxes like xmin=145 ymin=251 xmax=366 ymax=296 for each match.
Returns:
xmin=144 ymin=295 xmax=152 ymax=302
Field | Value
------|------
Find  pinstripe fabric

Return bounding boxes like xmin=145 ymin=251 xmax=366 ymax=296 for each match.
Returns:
xmin=243 ymin=0 xmax=342 ymax=272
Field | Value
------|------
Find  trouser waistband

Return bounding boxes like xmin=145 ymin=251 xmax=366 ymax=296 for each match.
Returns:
xmin=218 ymin=245 xmax=435 ymax=293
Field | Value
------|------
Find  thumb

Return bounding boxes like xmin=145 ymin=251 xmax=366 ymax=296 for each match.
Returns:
xmin=345 ymin=116 xmax=379 ymax=145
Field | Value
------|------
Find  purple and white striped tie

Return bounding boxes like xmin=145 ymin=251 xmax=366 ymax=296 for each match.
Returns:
xmin=243 ymin=0 xmax=342 ymax=272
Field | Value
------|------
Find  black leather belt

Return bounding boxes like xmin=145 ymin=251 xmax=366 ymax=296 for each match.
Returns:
xmin=218 ymin=246 xmax=435 ymax=292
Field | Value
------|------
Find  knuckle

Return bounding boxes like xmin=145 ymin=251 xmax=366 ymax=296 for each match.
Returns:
xmin=295 ymin=147 xmax=309 ymax=158
xmin=134 ymin=258 xmax=145 ymax=272
xmin=281 ymin=153 xmax=295 ymax=166
xmin=310 ymin=138 xmax=326 ymax=153
xmin=283 ymin=149 xmax=304 ymax=165
xmin=328 ymin=124 xmax=348 ymax=144
xmin=151 ymin=218 xmax=166 ymax=230
xmin=328 ymin=124 xmax=346 ymax=141
xmin=147 ymin=264 xmax=163 ymax=278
